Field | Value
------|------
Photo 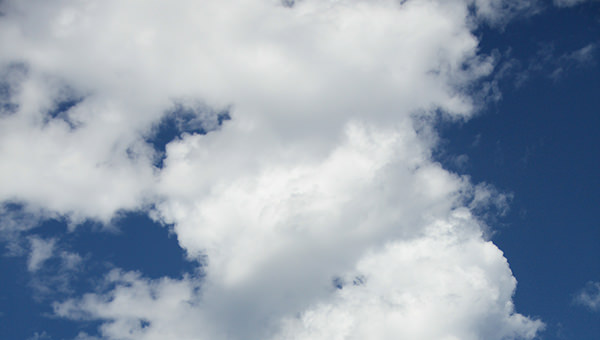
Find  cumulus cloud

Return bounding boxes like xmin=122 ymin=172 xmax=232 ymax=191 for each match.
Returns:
xmin=277 ymin=211 xmax=543 ymax=340
xmin=0 ymin=0 xmax=546 ymax=339
xmin=55 ymin=210 xmax=543 ymax=340
xmin=575 ymin=281 xmax=600 ymax=311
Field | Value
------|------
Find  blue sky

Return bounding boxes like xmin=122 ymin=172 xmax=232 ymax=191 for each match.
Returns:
xmin=0 ymin=1 xmax=598 ymax=340
xmin=438 ymin=4 xmax=600 ymax=338
xmin=446 ymin=5 xmax=600 ymax=339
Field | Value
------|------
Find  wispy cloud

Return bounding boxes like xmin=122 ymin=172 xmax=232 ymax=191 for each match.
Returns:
xmin=0 ymin=203 xmax=44 ymax=256
xmin=27 ymin=332 xmax=52 ymax=340
xmin=553 ymin=0 xmax=590 ymax=7
xmin=27 ymin=237 xmax=56 ymax=272
xmin=492 ymin=42 xmax=598 ymax=88
xmin=574 ymin=281 xmax=600 ymax=311
xmin=551 ymin=43 xmax=598 ymax=80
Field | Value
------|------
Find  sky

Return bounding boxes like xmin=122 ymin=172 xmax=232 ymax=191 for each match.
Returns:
xmin=0 ymin=1 xmax=598 ymax=340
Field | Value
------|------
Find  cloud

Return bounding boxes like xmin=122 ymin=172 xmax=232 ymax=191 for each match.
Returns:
xmin=574 ymin=281 xmax=600 ymax=311
xmin=54 ymin=270 xmax=210 ymax=339
xmin=28 ymin=251 xmax=85 ymax=300
xmin=59 ymin=250 xmax=83 ymax=271
xmin=54 ymin=210 xmax=543 ymax=340
xmin=0 ymin=203 xmax=43 ymax=255
xmin=492 ymin=42 xmax=599 ymax=88
xmin=0 ymin=0 xmax=546 ymax=339
xmin=471 ymin=0 xmax=541 ymax=26
xmin=25 ymin=234 xmax=86 ymax=298
xmin=27 ymin=332 xmax=52 ymax=340
xmin=551 ymin=43 xmax=598 ymax=80
xmin=561 ymin=43 xmax=597 ymax=65
xmin=28 ymin=236 xmax=56 ymax=272
xmin=553 ymin=0 xmax=589 ymax=7
xmin=277 ymin=212 xmax=543 ymax=340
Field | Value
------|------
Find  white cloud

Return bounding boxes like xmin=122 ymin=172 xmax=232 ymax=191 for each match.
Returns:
xmin=0 ymin=0 xmax=511 ymax=224
xmin=55 ymin=211 xmax=543 ymax=340
xmin=28 ymin=236 xmax=56 ymax=272
xmin=277 ymin=211 xmax=543 ymax=340
xmin=0 ymin=0 xmax=546 ymax=339
xmin=54 ymin=270 xmax=212 ymax=340
xmin=575 ymin=281 xmax=600 ymax=311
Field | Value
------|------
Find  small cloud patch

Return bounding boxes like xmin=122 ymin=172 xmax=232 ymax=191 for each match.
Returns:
xmin=574 ymin=281 xmax=600 ymax=311
xmin=27 ymin=237 xmax=56 ymax=272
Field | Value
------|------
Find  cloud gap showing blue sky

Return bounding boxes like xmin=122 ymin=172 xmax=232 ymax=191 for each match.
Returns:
xmin=147 ymin=101 xmax=230 ymax=168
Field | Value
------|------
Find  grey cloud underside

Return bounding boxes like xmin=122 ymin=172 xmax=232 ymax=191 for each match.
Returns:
xmin=0 ymin=1 xmax=544 ymax=339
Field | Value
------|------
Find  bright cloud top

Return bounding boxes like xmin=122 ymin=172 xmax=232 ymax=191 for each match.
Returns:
xmin=0 ymin=0 xmax=544 ymax=339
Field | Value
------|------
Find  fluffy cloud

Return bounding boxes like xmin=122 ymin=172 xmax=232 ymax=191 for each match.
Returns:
xmin=55 ymin=210 xmax=543 ymax=340
xmin=1 ymin=0 xmax=544 ymax=339
xmin=277 ymin=210 xmax=543 ymax=340
xmin=55 ymin=270 xmax=211 ymax=340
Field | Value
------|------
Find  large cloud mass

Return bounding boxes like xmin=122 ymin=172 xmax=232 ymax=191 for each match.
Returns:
xmin=0 ymin=0 xmax=544 ymax=339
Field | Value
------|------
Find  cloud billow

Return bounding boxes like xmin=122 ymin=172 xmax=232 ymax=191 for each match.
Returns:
xmin=0 ymin=0 xmax=544 ymax=339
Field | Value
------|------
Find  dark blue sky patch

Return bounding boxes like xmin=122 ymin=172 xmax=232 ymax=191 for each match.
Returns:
xmin=475 ymin=3 xmax=600 ymax=81
xmin=44 ymin=96 xmax=85 ymax=130
xmin=435 ymin=5 xmax=600 ymax=339
xmin=147 ymin=101 xmax=231 ymax=168
xmin=67 ymin=211 xmax=197 ymax=280
xmin=0 ymin=211 xmax=198 ymax=340
xmin=332 ymin=276 xmax=343 ymax=290
xmin=0 ymin=236 xmax=102 ymax=340
xmin=47 ymin=98 xmax=83 ymax=119
xmin=140 ymin=319 xmax=151 ymax=330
